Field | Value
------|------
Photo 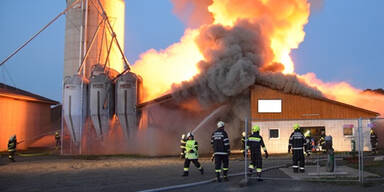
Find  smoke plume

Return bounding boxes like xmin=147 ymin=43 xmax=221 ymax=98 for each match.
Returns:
xmin=172 ymin=19 xmax=322 ymax=120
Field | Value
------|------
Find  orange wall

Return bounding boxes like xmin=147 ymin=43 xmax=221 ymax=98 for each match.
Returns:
xmin=0 ymin=97 xmax=52 ymax=151
xmin=251 ymin=85 xmax=378 ymax=120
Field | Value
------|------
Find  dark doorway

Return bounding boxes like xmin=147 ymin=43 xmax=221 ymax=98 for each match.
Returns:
xmin=301 ymin=126 xmax=325 ymax=145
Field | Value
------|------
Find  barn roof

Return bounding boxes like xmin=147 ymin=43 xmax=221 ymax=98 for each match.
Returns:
xmin=0 ymin=83 xmax=59 ymax=105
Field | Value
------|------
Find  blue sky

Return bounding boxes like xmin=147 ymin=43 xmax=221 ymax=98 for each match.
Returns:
xmin=0 ymin=0 xmax=383 ymax=102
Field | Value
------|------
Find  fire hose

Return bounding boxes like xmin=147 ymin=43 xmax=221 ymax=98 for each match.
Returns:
xmin=138 ymin=164 xmax=287 ymax=192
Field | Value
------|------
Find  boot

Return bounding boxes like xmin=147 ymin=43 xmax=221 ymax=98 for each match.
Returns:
xmin=216 ymin=172 xmax=221 ymax=182
xmin=200 ymin=168 xmax=204 ymax=175
xmin=223 ymin=170 xmax=229 ymax=182
xmin=300 ymin=168 xmax=305 ymax=173
xmin=257 ymin=172 xmax=263 ymax=181
xmin=182 ymin=171 xmax=188 ymax=177
xmin=247 ymin=169 xmax=253 ymax=176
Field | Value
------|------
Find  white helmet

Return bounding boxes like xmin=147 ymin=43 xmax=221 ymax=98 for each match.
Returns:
xmin=217 ymin=121 xmax=225 ymax=128
xmin=186 ymin=132 xmax=194 ymax=138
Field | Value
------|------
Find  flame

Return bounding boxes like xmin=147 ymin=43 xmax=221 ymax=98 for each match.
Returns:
xmin=131 ymin=0 xmax=383 ymax=117
xmin=132 ymin=29 xmax=203 ymax=102
xmin=207 ymin=0 xmax=309 ymax=74
xmin=299 ymin=73 xmax=384 ymax=117
xmin=132 ymin=0 xmax=310 ymax=101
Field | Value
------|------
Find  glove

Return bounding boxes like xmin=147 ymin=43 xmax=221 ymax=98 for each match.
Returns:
xmin=265 ymin=151 xmax=269 ymax=159
xmin=306 ymin=152 xmax=311 ymax=157
xmin=210 ymin=154 xmax=215 ymax=162
xmin=288 ymin=149 xmax=291 ymax=154
xmin=179 ymin=152 xmax=185 ymax=159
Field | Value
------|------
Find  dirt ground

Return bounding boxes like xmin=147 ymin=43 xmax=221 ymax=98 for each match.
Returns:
xmin=0 ymin=153 xmax=383 ymax=192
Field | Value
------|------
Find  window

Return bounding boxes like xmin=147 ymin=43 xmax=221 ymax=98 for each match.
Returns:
xmin=269 ymin=129 xmax=279 ymax=139
xmin=343 ymin=124 xmax=354 ymax=136
xmin=258 ymin=99 xmax=282 ymax=113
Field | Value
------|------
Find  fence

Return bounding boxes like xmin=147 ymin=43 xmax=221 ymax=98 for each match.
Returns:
xmin=242 ymin=117 xmax=384 ymax=184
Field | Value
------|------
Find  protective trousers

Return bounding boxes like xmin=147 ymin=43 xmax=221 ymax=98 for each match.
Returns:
xmin=249 ymin=152 xmax=262 ymax=175
xmin=215 ymin=154 xmax=229 ymax=178
xmin=8 ymin=151 xmax=15 ymax=162
xmin=292 ymin=149 xmax=305 ymax=172
xmin=371 ymin=142 xmax=378 ymax=153
xmin=184 ymin=159 xmax=202 ymax=172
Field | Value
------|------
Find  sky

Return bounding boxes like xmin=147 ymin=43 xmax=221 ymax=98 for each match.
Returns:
xmin=0 ymin=0 xmax=383 ymax=102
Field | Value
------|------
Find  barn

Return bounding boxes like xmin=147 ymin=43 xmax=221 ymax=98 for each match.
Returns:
xmin=250 ymin=84 xmax=380 ymax=154
xmin=0 ymin=83 xmax=60 ymax=151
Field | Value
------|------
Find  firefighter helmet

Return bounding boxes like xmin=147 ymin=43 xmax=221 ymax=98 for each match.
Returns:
xmin=186 ymin=132 xmax=194 ymax=139
xmin=293 ymin=124 xmax=300 ymax=130
xmin=217 ymin=121 xmax=225 ymax=128
xmin=252 ymin=125 xmax=260 ymax=133
xmin=9 ymin=135 xmax=16 ymax=141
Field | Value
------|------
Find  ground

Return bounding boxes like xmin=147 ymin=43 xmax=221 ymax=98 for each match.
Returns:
xmin=0 ymin=151 xmax=383 ymax=192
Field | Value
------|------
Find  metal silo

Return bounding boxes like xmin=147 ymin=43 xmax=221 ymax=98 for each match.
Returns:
xmin=89 ymin=66 xmax=115 ymax=138
xmin=115 ymin=72 xmax=139 ymax=138
xmin=63 ymin=75 xmax=87 ymax=145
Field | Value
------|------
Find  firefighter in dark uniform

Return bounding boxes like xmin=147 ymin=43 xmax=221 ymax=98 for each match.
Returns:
xmin=179 ymin=134 xmax=187 ymax=159
xmin=304 ymin=130 xmax=313 ymax=157
xmin=241 ymin=132 xmax=247 ymax=157
xmin=247 ymin=125 xmax=268 ymax=181
xmin=55 ymin=131 xmax=61 ymax=149
xmin=211 ymin=121 xmax=230 ymax=182
xmin=319 ymin=130 xmax=326 ymax=152
xmin=182 ymin=132 xmax=204 ymax=176
xmin=288 ymin=124 xmax=306 ymax=173
xmin=8 ymin=135 xmax=17 ymax=162
xmin=370 ymin=129 xmax=378 ymax=155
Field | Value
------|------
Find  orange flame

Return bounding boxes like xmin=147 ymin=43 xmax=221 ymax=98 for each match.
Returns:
xmin=132 ymin=0 xmax=310 ymax=102
xmin=208 ymin=0 xmax=310 ymax=74
xmin=300 ymin=73 xmax=384 ymax=117
xmin=131 ymin=29 xmax=203 ymax=102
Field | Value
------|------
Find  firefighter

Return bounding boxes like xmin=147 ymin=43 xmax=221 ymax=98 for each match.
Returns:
xmin=55 ymin=131 xmax=61 ymax=149
xmin=304 ymin=130 xmax=313 ymax=157
xmin=247 ymin=125 xmax=268 ymax=181
xmin=241 ymin=132 xmax=247 ymax=157
xmin=319 ymin=130 xmax=326 ymax=152
xmin=182 ymin=132 xmax=204 ymax=176
xmin=179 ymin=134 xmax=187 ymax=159
xmin=288 ymin=124 xmax=306 ymax=173
xmin=370 ymin=129 xmax=378 ymax=155
xmin=211 ymin=121 xmax=230 ymax=182
xmin=8 ymin=135 xmax=17 ymax=162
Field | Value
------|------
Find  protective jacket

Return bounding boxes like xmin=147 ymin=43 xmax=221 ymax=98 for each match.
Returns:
xmin=185 ymin=140 xmax=199 ymax=159
xmin=370 ymin=132 xmax=378 ymax=144
xmin=247 ymin=132 xmax=266 ymax=154
xmin=180 ymin=138 xmax=187 ymax=156
xmin=289 ymin=130 xmax=305 ymax=151
xmin=8 ymin=139 xmax=17 ymax=152
xmin=211 ymin=128 xmax=230 ymax=155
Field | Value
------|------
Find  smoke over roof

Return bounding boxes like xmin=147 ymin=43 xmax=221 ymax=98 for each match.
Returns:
xmin=171 ymin=20 xmax=323 ymax=118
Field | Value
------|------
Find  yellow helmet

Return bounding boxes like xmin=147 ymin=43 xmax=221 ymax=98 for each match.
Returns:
xmin=252 ymin=125 xmax=260 ymax=133
xmin=293 ymin=124 xmax=300 ymax=130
